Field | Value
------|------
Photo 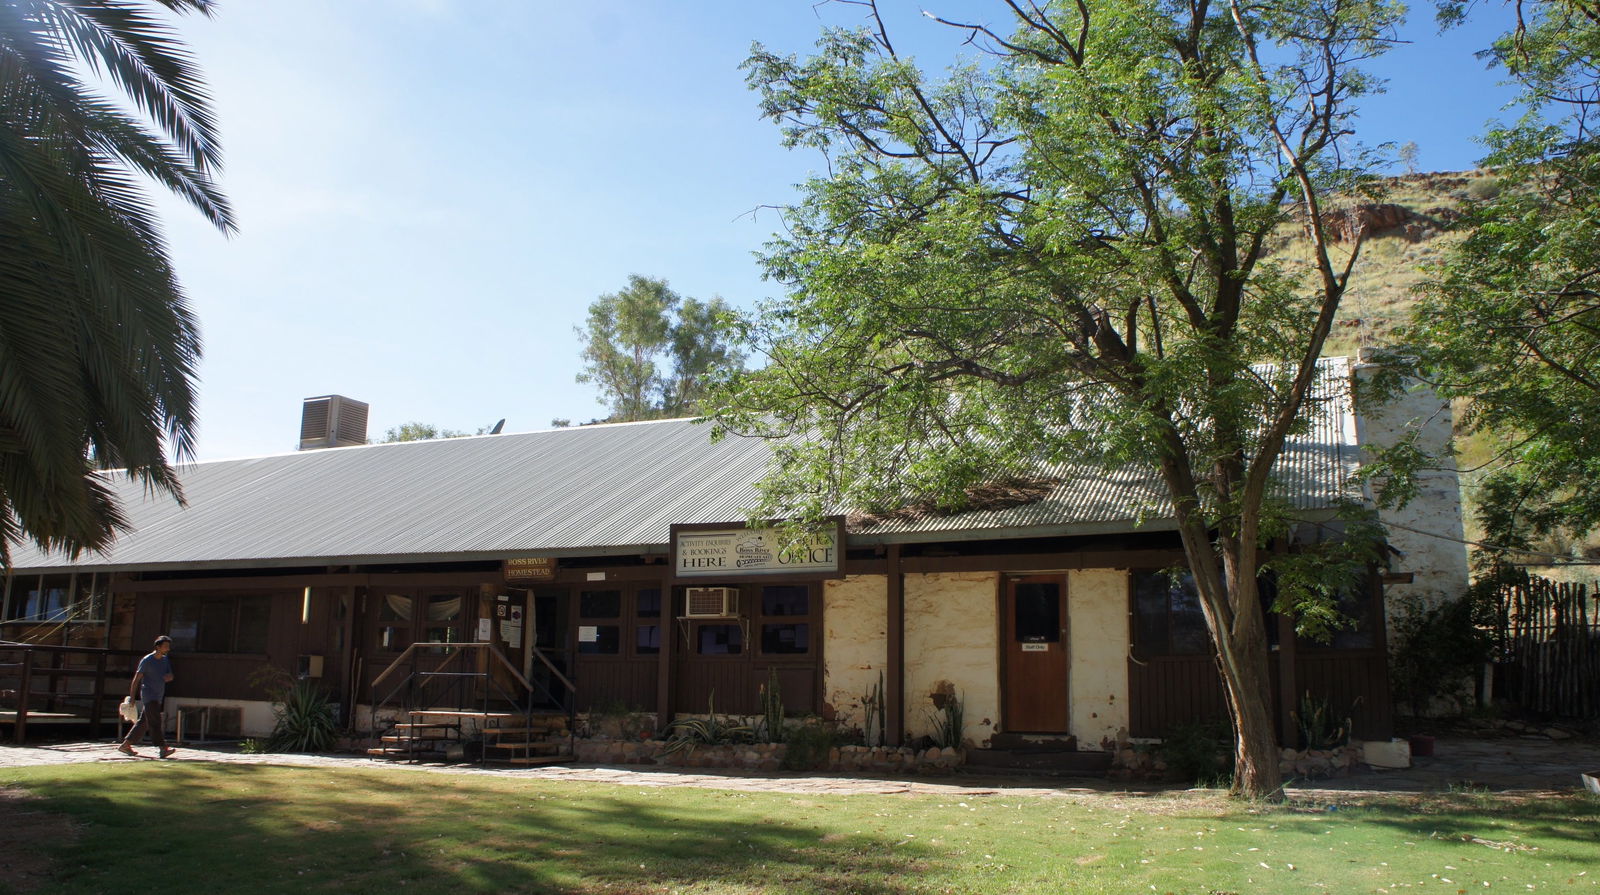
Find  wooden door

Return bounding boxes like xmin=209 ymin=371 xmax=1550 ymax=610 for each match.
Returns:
xmin=1003 ymin=575 xmax=1070 ymax=733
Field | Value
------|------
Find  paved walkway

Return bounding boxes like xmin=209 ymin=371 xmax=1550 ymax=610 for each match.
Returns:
xmin=3 ymin=736 xmax=1598 ymax=798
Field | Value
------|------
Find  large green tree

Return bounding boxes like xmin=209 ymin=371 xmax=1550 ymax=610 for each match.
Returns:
xmin=577 ymin=274 xmax=745 ymax=421
xmin=0 ymin=0 xmax=232 ymax=563
xmin=1410 ymin=0 xmax=1600 ymax=556
xmin=712 ymin=0 xmax=1401 ymax=799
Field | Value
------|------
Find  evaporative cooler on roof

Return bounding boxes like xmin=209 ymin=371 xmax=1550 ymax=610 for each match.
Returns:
xmin=298 ymin=395 xmax=369 ymax=450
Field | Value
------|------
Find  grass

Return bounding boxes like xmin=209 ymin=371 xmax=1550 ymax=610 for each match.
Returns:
xmin=3 ymin=762 xmax=1598 ymax=894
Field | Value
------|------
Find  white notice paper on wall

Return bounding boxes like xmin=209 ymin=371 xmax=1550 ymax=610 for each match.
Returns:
xmin=578 ymin=625 xmax=598 ymax=643
xmin=476 ymin=618 xmax=493 ymax=642
xmin=500 ymin=620 xmax=522 ymax=649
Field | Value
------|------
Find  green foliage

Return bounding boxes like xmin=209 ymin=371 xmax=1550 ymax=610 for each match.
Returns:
xmin=237 ymin=738 xmax=267 ymax=754
xmin=1157 ymin=721 xmax=1234 ymax=785
xmin=717 ymin=0 xmax=1405 ymax=799
xmin=780 ymin=718 xmax=838 ymax=771
xmin=381 ymin=422 xmax=480 ymax=443
xmin=1291 ymin=692 xmax=1353 ymax=750
xmin=860 ymin=671 xmax=886 ymax=748
xmin=659 ymin=692 xmax=755 ymax=756
xmin=1262 ymin=503 xmax=1390 ymax=644
xmin=759 ymin=667 xmax=785 ymax=743
xmin=575 ymin=275 xmax=745 ymax=421
xmin=1409 ymin=0 xmax=1600 ymax=555
xmin=0 ymin=0 xmax=233 ymax=563
xmin=925 ymin=686 xmax=964 ymax=750
xmin=264 ymin=678 xmax=339 ymax=754
xmin=1388 ymin=593 xmax=1491 ymax=717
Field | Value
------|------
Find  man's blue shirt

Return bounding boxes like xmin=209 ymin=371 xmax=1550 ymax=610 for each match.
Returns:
xmin=137 ymin=652 xmax=173 ymax=703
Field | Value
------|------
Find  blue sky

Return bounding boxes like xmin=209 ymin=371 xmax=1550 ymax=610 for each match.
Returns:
xmin=156 ymin=1 xmax=1520 ymax=461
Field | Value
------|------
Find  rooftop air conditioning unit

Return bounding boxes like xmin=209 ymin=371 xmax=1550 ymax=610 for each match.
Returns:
xmin=298 ymin=395 xmax=369 ymax=450
xmin=685 ymin=587 xmax=737 ymax=619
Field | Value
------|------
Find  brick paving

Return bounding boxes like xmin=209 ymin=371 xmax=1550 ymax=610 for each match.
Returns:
xmin=3 ymin=736 xmax=1598 ymax=798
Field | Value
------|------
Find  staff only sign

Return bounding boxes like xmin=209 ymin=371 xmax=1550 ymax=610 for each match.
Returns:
xmin=670 ymin=519 xmax=844 ymax=579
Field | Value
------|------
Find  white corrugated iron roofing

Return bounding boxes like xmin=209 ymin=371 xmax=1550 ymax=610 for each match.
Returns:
xmin=9 ymin=359 xmax=1360 ymax=572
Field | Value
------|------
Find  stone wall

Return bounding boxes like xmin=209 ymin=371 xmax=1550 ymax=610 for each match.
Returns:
xmin=821 ymin=575 xmax=888 ymax=729
xmin=903 ymin=571 xmax=999 ymax=747
xmin=1067 ymin=569 xmax=1130 ymax=749
xmin=1351 ymin=355 xmax=1470 ymax=614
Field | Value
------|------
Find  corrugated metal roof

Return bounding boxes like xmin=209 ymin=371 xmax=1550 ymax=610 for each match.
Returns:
xmin=8 ymin=359 xmax=1360 ymax=572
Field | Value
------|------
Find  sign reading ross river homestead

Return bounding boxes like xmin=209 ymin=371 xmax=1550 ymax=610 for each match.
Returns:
xmin=671 ymin=519 xmax=843 ymax=579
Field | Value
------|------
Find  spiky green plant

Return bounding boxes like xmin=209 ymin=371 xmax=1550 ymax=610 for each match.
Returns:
xmin=265 ymin=678 xmax=338 ymax=754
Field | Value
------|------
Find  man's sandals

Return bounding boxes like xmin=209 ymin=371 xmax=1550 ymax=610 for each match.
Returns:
xmin=160 ymin=747 xmax=176 ymax=759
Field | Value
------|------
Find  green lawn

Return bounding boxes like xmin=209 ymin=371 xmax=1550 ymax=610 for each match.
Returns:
xmin=2 ymin=763 xmax=1596 ymax=894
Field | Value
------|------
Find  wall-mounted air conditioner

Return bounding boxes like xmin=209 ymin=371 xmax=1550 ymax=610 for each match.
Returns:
xmin=685 ymin=587 xmax=737 ymax=618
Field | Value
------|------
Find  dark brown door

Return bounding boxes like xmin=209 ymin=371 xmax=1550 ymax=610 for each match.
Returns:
xmin=1003 ymin=575 xmax=1069 ymax=733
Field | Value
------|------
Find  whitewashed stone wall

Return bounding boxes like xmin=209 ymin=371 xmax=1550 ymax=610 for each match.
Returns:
xmin=1352 ymin=355 xmax=1471 ymax=614
xmin=821 ymin=574 xmax=888 ymax=729
xmin=903 ymin=571 xmax=999 ymax=747
xmin=1068 ymin=568 xmax=1130 ymax=749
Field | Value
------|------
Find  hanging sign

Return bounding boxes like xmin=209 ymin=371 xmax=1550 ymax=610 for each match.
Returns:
xmin=504 ymin=557 xmax=555 ymax=581
xmin=671 ymin=519 xmax=844 ymax=579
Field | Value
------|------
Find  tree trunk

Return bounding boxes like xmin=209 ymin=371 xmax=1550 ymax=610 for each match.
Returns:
xmin=1216 ymin=563 xmax=1283 ymax=800
xmin=1169 ymin=495 xmax=1285 ymax=801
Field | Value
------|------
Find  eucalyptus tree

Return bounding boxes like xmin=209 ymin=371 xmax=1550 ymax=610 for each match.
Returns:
xmin=577 ymin=274 xmax=745 ymax=421
xmin=1411 ymin=0 xmax=1600 ymax=555
xmin=712 ymin=0 xmax=1402 ymax=799
xmin=0 ymin=0 xmax=232 ymax=563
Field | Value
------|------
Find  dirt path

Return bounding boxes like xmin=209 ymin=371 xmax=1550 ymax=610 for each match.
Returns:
xmin=4 ymin=736 xmax=1598 ymax=799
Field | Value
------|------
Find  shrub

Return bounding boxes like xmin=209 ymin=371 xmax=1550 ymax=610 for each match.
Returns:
xmin=1158 ymin=721 xmax=1233 ymax=784
xmin=781 ymin=718 xmax=837 ymax=770
xmin=265 ymin=678 xmax=339 ymax=753
xmin=1389 ymin=594 xmax=1490 ymax=717
xmin=659 ymin=692 xmax=754 ymax=756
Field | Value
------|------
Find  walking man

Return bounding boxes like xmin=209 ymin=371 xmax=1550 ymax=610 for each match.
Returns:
xmin=119 ymin=634 xmax=176 ymax=758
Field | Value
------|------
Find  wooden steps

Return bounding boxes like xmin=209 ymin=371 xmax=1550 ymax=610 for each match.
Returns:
xmin=366 ymin=710 xmax=573 ymax=765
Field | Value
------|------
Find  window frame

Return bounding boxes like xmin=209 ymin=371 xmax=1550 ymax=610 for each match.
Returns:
xmin=164 ymin=592 xmax=274 ymax=656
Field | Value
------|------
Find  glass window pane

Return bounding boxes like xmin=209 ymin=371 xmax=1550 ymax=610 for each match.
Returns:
xmin=761 ymin=585 xmax=809 ymax=617
xmin=1132 ymin=573 xmax=1169 ymax=652
xmin=578 ymin=624 xmax=620 ymax=655
xmin=1013 ymin=582 xmax=1060 ymax=642
xmin=198 ymin=601 xmax=233 ymax=653
xmin=636 ymin=624 xmax=660 ymax=654
xmin=636 ymin=588 xmax=662 ymax=618
xmin=580 ymin=590 xmax=621 ymax=619
xmin=426 ymin=595 xmax=462 ymax=621
xmin=235 ymin=597 xmax=270 ymax=654
xmin=761 ymin=622 xmax=809 ymax=654
xmin=379 ymin=594 xmax=413 ymax=622
xmin=697 ymin=624 xmax=743 ymax=655
xmin=1169 ymin=577 xmax=1210 ymax=655
xmin=168 ymin=597 xmax=202 ymax=652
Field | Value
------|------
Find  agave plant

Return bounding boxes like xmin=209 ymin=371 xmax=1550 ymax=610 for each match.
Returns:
xmin=264 ymin=678 xmax=339 ymax=754
xmin=659 ymin=691 xmax=754 ymax=756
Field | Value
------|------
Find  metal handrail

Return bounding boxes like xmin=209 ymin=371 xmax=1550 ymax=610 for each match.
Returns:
xmin=370 ymin=641 xmax=576 ymax=763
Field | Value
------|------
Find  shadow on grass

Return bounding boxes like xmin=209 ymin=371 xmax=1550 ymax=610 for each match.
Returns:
xmin=1303 ymin=791 xmax=1600 ymax=864
xmin=18 ymin=763 xmax=936 ymax=895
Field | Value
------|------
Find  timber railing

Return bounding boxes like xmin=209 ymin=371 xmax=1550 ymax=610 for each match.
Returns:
xmin=370 ymin=642 xmax=576 ymax=760
xmin=1485 ymin=574 xmax=1600 ymax=719
xmin=0 ymin=642 xmax=142 ymax=743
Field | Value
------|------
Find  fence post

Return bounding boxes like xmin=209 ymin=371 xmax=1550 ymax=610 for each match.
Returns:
xmin=14 ymin=649 xmax=31 ymax=744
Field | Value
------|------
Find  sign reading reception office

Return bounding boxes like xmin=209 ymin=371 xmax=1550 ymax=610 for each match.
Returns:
xmin=671 ymin=519 xmax=845 ymax=580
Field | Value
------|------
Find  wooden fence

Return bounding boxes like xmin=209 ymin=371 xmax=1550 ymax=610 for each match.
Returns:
xmin=1485 ymin=575 xmax=1600 ymax=719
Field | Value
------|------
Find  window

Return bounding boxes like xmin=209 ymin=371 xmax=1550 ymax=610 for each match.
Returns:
xmin=578 ymin=589 xmax=621 ymax=655
xmin=758 ymin=584 xmax=812 ymax=655
xmin=1132 ymin=571 xmax=1210 ymax=657
xmin=377 ymin=593 xmax=412 ymax=652
xmin=698 ymin=623 xmax=743 ymax=655
xmin=635 ymin=587 xmax=662 ymax=655
xmin=166 ymin=595 xmax=273 ymax=654
xmin=4 ymin=573 xmax=106 ymax=624
xmin=1300 ymin=577 xmax=1379 ymax=650
xmin=422 ymin=594 xmax=463 ymax=653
